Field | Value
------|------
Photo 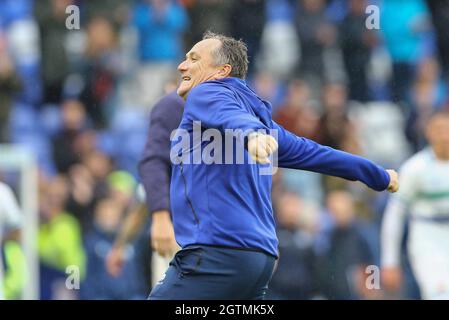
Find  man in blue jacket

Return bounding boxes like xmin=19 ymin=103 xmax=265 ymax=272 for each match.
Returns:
xmin=148 ymin=31 xmax=399 ymax=300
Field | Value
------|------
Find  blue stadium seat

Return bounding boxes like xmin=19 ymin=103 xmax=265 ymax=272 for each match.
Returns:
xmin=39 ymin=105 xmax=62 ymax=137
xmin=9 ymin=103 xmax=40 ymax=135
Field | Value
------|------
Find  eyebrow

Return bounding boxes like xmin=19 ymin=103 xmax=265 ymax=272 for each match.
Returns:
xmin=186 ymin=51 xmax=200 ymax=59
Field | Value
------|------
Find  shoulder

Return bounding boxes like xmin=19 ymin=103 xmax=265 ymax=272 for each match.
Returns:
xmin=400 ymin=149 xmax=429 ymax=175
xmin=55 ymin=212 xmax=82 ymax=231
xmin=187 ymin=81 xmax=234 ymax=102
xmin=0 ymin=181 xmax=7 ymax=193
xmin=0 ymin=182 xmax=14 ymax=200
xmin=153 ymin=92 xmax=184 ymax=111
xmin=151 ymin=92 xmax=184 ymax=118
xmin=189 ymin=80 xmax=230 ymax=94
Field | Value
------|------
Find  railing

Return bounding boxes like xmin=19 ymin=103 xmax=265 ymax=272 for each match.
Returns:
xmin=0 ymin=144 xmax=39 ymax=300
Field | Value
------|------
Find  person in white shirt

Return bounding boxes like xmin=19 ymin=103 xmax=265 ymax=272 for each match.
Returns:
xmin=0 ymin=181 xmax=23 ymax=300
xmin=381 ymin=111 xmax=449 ymax=299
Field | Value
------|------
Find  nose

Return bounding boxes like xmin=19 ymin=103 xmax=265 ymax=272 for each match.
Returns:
xmin=178 ymin=59 xmax=188 ymax=73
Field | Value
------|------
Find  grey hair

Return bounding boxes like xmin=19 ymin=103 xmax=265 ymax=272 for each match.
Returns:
xmin=203 ymin=31 xmax=249 ymax=79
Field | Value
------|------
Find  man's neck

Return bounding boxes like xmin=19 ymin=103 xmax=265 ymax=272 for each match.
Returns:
xmin=433 ymin=148 xmax=449 ymax=161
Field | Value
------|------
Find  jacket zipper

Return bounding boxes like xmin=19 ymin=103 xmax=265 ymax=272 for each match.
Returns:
xmin=180 ymin=161 xmax=200 ymax=225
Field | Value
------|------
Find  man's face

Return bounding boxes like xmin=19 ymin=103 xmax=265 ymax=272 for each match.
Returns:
xmin=177 ymin=38 xmax=223 ymax=100
xmin=326 ymin=191 xmax=354 ymax=227
xmin=427 ymin=115 xmax=449 ymax=153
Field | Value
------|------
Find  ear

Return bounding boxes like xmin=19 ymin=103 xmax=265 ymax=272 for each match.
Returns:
xmin=218 ymin=64 xmax=232 ymax=78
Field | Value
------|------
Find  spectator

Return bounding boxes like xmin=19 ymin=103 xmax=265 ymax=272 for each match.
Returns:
xmin=424 ymin=0 xmax=449 ymax=83
xmin=82 ymin=198 xmax=145 ymax=299
xmin=1 ymin=0 xmax=41 ymax=106
xmin=52 ymin=100 xmax=89 ymax=173
xmin=339 ymin=0 xmax=377 ymax=102
xmin=0 ymin=181 xmax=23 ymax=300
xmin=260 ymin=0 xmax=299 ymax=80
xmin=35 ymin=0 xmax=72 ymax=104
xmin=315 ymin=190 xmax=377 ymax=300
xmin=273 ymin=79 xmax=318 ymax=139
xmin=38 ymin=175 xmax=86 ymax=299
xmin=0 ymin=33 xmax=21 ymax=142
xmin=230 ymin=0 xmax=266 ymax=75
xmin=315 ymin=83 xmax=358 ymax=152
xmin=185 ymin=0 xmax=232 ymax=46
xmin=65 ymin=151 xmax=112 ymax=231
xmin=106 ymin=170 xmax=137 ymax=209
xmin=2 ymin=239 xmax=26 ymax=299
xmin=82 ymin=0 xmax=132 ymax=31
xmin=295 ymin=0 xmax=337 ymax=89
xmin=79 ymin=17 xmax=123 ymax=128
xmin=132 ymin=0 xmax=189 ymax=108
xmin=314 ymin=83 xmax=364 ymax=192
xmin=406 ymin=57 xmax=448 ymax=150
xmin=380 ymin=0 xmax=430 ymax=105
xmin=268 ymin=191 xmax=318 ymax=299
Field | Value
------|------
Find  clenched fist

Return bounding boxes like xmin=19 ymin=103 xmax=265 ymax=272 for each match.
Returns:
xmin=247 ymin=132 xmax=278 ymax=164
xmin=386 ymin=169 xmax=399 ymax=193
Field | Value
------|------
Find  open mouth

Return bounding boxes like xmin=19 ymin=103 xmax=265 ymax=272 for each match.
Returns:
xmin=182 ymin=76 xmax=191 ymax=81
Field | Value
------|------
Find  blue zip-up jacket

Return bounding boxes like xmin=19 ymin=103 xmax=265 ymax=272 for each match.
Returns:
xmin=170 ymin=77 xmax=390 ymax=258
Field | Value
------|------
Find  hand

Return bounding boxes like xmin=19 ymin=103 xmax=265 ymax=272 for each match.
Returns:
xmin=381 ymin=266 xmax=402 ymax=292
xmin=151 ymin=210 xmax=178 ymax=257
xmin=386 ymin=169 xmax=399 ymax=193
xmin=105 ymin=245 xmax=126 ymax=277
xmin=247 ymin=133 xmax=278 ymax=164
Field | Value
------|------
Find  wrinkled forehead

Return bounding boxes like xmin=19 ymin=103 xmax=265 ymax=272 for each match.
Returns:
xmin=188 ymin=38 xmax=221 ymax=58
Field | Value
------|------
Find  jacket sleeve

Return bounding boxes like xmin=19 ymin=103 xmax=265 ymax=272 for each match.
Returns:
xmin=273 ymin=121 xmax=390 ymax=191
xmin=138 ymin=102 xmax=174 ymax=214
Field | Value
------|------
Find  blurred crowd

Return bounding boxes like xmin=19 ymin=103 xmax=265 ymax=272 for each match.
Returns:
xmin=1 ymin=0 xmax=448 ymax=300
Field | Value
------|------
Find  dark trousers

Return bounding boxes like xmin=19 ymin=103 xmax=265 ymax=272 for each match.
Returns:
xmin=344 ymin=56 xmax=370 ymax=102
xmin=148 ymin=245 xmax=276 ymax=300
xmin=391 ymin=62 xmax=415 ymax=104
